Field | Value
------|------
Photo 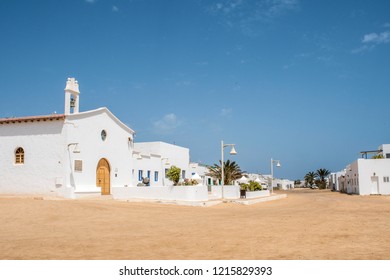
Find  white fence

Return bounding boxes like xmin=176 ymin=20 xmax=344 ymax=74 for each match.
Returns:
xmin=112 ymin=185 xmax=208 ymax=201
xmin=245 ymin=190 xmax=270 ymax=199
xmin=211 ymin=185 xmax=240 ymax=199
xmin=112 ymin=185 xmax=271 ymax=202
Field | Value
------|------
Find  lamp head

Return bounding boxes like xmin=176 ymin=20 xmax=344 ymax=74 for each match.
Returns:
xmin=162 ymin=158 xmax=170 ymax=165
xmin=229 ymin=146 xmax=237 ymax=155
xmin=276 ymin=161 xmax=281 ymax=167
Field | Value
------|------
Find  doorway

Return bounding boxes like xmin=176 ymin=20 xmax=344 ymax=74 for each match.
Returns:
xmin=370 ymin=176 xmax=379 ymax=195
xmin=96 ymin=158 xmax=110 ymax=195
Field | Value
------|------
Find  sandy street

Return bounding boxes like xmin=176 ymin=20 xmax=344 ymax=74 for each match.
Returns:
xmin=1 ymin=189 xmax=390 ymax=260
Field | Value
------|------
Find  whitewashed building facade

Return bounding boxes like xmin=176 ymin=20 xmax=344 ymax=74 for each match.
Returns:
xmin=0 ymin=78 xmax=198 ymax=199
xmin=0 ymin=78 xmax=136 ymax=198
xmin=332 ymin=144 xmax=390 ymax=195
xmin=133 ymin=141 xmax=191 ymax=187
xmin=329 ymin=170 xmax=346 ymax=191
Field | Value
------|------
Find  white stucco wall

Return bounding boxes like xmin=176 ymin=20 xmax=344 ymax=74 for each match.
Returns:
xmin=0 ymin=120 xmax=65 ymax=196
xmin=245 ymin=190 xmax=270 ymax=199
xmin=352 ymin=159 xmax=390 ymax=195
xmin=329 ymin=170 xmax=346 ymax=191
xmin=338 ymin=175 xmax=346 ymax=193
xmin=112 ymin=185 xmax=208 ymax=201
xmin=379 ymin=144 xmax=390 ymax=159
xmin=211 ymin=185 xmax=240 ymax=199
xmin=345 ymin=159 xmax=390 ymax=195
xmin=189 ymin=162 xmax=214 ymax=186
xmin=64 ymin=108 xmax=134 ymax=195
xmin=272 ymin=178 xmax=294 ymax=190
xmin=134 ymin=142 xmax=190 ymax=186
xmin=132 ymin=153 xmax=164 ymax=187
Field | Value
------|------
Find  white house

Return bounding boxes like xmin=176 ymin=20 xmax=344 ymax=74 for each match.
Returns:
xmin=241 ymin=173 xmax=269 ymax=189
xmin=328 ymin=170 xmax=346 ymax=191
xmin=133 ymin=141 xmax=190 ymax=186
xmin=345 ymin=158 xmax=390 ymax=195
xmin=273 ymin=178 xmax=294 ymax=190
xmin=339 ymin=144 xmax=390 ymax=195
xmin=0 ymin=78 xmax=136 ymax=198
xmin=189 ymin=162 xmax=214 ymax=187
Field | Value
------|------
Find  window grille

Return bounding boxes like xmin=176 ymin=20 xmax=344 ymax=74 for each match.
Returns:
xmin=15 ymin=147 xmax=24 ymax=164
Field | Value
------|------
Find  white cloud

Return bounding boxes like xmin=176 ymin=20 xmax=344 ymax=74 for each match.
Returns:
xmin=207 ymin=0 xmax=299 ymax=36
xmin=352 ymin=29 xmax=390 ymax=54
xmin=112 ymin=6 xmax=119 ymax=12
xmin=351 ymin=44 xmax=375 ymax=54
xmin=362 ymin=31 xmax=390 ymax=44
xmin=153 ymin=113 xmax=182 ymax=134
xmin=384 ymin=23 xmax=390 ymax=28
xmin=211 ymin=0 xmax=243 ymax=15
xmin=266 ymin=0 xmax=300 ymax=17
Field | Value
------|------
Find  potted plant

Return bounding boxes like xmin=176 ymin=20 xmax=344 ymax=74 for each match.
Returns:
xmin=240 ymin=183 xmax=248 ymax=198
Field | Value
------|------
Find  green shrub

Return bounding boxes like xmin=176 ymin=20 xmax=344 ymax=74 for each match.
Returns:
xmin=240 ymin=181 xmax=262 ymax=191
xmin=166 ymin=166 xmax=181 ymax=186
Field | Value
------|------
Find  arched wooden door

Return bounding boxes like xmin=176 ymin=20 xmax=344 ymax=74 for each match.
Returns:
xmin=96 ymin=158 xmax=110 ymax=195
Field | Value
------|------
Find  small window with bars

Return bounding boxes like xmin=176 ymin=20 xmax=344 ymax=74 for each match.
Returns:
xmin=15 ymin=147 xmax=24 ymax=164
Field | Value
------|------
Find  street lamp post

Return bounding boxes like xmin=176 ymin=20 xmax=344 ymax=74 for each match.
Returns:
xmin=270 ymin=158 xmax=281 ymax=194
xmin=221 ymin=140 xmax=237 ymax=198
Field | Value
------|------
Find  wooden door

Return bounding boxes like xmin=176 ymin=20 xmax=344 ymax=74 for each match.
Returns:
xmin=97 ymin=158 xmax=110 ymax=195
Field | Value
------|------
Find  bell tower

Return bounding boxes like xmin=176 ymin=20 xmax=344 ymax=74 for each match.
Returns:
xmin=64 ymin=78 xmax=80 ymax=115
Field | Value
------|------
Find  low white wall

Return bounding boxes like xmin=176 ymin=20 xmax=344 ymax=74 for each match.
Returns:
xmin=245 ymin=190 xmax=270 ymax=199
xmin=211 ymin=185 xmax=240 ymax=199
xmin=211 ymin=185 xmax=222 ymax=198
xmin=223 ymin=185 xmax=240 ymax=199
xmin=112 ymin=185 xmax=208 ymax=201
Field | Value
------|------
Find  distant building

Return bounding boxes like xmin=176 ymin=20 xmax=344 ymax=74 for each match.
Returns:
xmin=273 ymin=178 xmax=294 ymax=190
xmin=242 ymin=173 xmax=269 ymax=189
xmin=189 ymin=162 xmax=214 ymax=186
xmin=329 ymin=170 xmax=346 ymax=191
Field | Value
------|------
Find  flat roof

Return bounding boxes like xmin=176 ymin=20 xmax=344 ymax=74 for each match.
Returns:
xmin=359 ymin=149 xmax=383 ymax=154
xmin=0 ymin=114 xmax=65 ymax=124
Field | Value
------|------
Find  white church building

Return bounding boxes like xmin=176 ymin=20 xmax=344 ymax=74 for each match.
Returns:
xmin=0 ymin=78 xmax=136 ymax=198
xmin=0 ymin=78 xmax=198 ymax=199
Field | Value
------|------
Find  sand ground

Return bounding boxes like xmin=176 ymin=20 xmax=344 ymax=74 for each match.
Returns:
xmin=1 ymin=189 xmax=390 ymax=260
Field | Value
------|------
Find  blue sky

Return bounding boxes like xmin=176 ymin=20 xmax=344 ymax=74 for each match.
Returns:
xmin=1 ymin=0 xmax=389 ymax=180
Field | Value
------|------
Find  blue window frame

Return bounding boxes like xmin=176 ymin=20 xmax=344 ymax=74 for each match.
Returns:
xmin=154 ymin=171 xmax=159 ymax=182
xmin=138 ymin=170 xmax=143 ymax=181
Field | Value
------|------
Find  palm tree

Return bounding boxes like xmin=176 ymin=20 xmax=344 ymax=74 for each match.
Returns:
xmin=316 ymin=168 xmax=331 ymax=189
xmin=207 ymin=160 xmax=243 ymax=185
xmin=304 ymin=171 xmax=316 ymax=188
